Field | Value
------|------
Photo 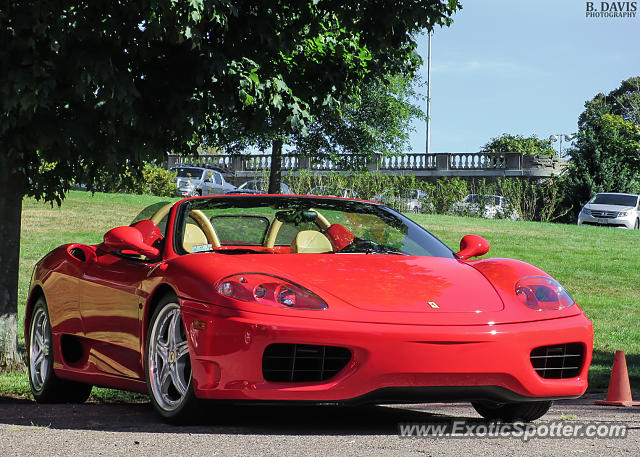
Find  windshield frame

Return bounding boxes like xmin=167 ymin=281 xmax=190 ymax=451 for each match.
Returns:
xmin=171 ymin=195 xmax=455 ymax=258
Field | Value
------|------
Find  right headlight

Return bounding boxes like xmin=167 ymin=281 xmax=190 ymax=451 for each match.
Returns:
xmin=581 ymin=207 xmax=591 ymax=215
xmin=515 ymin=276 xmax=575 ymax=311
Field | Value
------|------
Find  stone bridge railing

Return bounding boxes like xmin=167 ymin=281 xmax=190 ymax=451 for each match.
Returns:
xmin=167 ymin=152 xmax=567 ymax=179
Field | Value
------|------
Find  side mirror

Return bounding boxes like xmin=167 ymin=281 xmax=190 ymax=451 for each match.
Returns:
xmin=456 ymin=234 xmax=490 ymax=260
xmin=103 ymin=226 xmax=160 ymax=259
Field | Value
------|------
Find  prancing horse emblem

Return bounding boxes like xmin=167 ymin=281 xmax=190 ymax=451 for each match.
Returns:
xmin=428 ymin=301 xmax=439 ymax=309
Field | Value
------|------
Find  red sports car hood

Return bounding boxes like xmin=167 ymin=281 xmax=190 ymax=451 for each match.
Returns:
xmin=212 ymin=254 xmax=504 ymax=313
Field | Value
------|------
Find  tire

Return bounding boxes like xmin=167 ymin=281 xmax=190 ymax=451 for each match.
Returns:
xmin=28 ymin=296 xmax=93 ymax=403
xmin=146 ymin=294 xmax=199 ymax=423
xmin=472 ymin=400 xmax=552 ymax=422
xmin=635 ymin=219 xmax=639 ymax=230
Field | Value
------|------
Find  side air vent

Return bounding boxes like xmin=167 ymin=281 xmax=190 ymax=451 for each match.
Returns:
xmin=262 ymin=343 xmax=351 ymax=383
xmin=530 ymin=343 xmax=584 ymax=379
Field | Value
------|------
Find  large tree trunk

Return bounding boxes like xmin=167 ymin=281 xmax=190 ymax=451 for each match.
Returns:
xmin=0 ymin=157 xmax=25 ymax=372
xmin=268 ymin=138 xmax=283 ymax=194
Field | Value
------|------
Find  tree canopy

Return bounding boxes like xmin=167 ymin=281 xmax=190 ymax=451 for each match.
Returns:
xmin=291 ymin=73 xmax=426 ymax=167
xmin=565 ymin=113 xmax=640 ymax=216
xmin=579 ymin=76 xmax=640 ymax=127
xmin=481 ymin=134 xmax=556 ymax=156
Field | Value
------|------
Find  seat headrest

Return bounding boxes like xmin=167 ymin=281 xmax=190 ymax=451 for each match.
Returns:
xmin=291 ymin=230 xmax=333 ymax=254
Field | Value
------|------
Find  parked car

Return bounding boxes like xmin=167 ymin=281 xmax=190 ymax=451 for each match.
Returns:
xmin=452 ymin=194 xmax=519 ymax=220
xmin=25 ymin=194 xmax=592 ymax=423
xmin=577 ymin=192 xmax=640 ymax=229
xmin=373 ymin=188 xmax=432 ymax=213
xmin=309 ymin=186 xmax=359 ymax=199
xmin=227 ymin=179 xmax=292 ymax=194
xmin=170 ymin=166 xmax=236 ymax=197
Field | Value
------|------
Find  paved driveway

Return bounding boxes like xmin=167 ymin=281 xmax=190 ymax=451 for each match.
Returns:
xmin=0 ymin=393 xmax=638 ymax=456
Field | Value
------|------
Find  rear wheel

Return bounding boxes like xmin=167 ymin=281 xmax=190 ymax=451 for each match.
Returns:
xmin=472 ymin=400 xmax=552 ymax=422
xmin=146 ymin=294 xmax=199 ymax=423
xmin=28 ymin=297 xmax=92 ymax=403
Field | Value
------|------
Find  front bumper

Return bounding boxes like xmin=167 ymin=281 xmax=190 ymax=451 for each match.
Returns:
xmin=578 ymin=213 xmax=636 ymax=229
xmin=180 ymin=300 xmax=593 ymax=403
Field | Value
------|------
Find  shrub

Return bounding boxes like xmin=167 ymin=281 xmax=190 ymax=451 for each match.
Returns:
xmin=139 ymin=165 xmax=176 ymax=197
xmin=87 ymin=164 xmax=176 ymax=197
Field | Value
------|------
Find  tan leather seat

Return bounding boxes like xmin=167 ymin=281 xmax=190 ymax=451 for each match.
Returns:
xmin=290 ymin=230 xmax=333 ymax=254
xmin=183 ymin=223 xmax=208 ymax=252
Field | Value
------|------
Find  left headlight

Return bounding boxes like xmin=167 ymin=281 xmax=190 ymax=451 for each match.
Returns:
xmin=617 ymin=211 xmax=627 ymax=217
xmin=515 ymin=276 xmax=575 ymax=311
xmin=215 ymin=273 xmax=328 ymax=310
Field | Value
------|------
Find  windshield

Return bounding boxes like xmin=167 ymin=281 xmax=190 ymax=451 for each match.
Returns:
xmin=172 ymin=167 xmax=204 ymax=179
xmin=238 ymin=180 xmax=264 ymax=191
xmin=174 ymin=196 xmax=454 ymax=258
xmin=591 ymin=194 xmax=638 ymax=207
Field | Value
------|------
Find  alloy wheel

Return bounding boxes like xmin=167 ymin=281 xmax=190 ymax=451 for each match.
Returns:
xmin=29 ymin=307 xmax=50 ymax=392
xmin=148 ymin=303 xmax=191 ymax=412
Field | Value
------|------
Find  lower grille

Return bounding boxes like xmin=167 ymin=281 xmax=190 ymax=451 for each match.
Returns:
xmin=262 ymin=343 xmax=351 ymax=383
xmin=530 ymin=343 xmax=584 ymax=379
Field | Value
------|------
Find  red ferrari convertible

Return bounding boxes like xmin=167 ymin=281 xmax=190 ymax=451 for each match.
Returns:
xmin=25 ymin=195 xmax=593 ymax=422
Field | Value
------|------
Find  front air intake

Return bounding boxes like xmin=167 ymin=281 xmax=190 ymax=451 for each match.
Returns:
xmin=262 ymin=343 xmax=351 ymax=383
xmin=530 ymin=343 xmax=584 ymax=379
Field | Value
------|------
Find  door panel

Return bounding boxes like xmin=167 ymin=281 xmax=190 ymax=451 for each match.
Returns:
xmin=79 ymin=252 xmax=154 ymax=379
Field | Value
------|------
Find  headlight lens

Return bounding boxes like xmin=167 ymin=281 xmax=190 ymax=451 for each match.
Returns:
xmin=582 ymin=207 xmax=591 ymax=215
xmin=215 ymin=273 xmax=328 ymax=310
xmin=617 ymin=211 xmax=627 ymax=217
xmin=515 ymin=276 xmax=575 ymax=311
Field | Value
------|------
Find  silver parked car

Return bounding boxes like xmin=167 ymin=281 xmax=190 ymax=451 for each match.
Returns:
xmin=171 ymin=166 xmax=236 ymax=197
xmin=452 ymin=194 xmax=520 ymax=220
xmin=577 ymin=192 xmax=640 ymax=229
xmin=309 ymin=186 xmax=359 ymax=199
xmin=372 ymin=188 xmax=433 ymax=213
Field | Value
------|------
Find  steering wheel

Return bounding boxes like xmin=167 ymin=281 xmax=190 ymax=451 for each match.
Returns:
xmin=263 ymin=208 xmax=331 ymax=248
xmin=150 ymin=203 xmax=221 ymax=248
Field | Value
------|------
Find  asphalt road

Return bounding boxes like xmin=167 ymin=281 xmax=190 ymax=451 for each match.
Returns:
xmin=0 ymin=393 xmax=638 ymax=456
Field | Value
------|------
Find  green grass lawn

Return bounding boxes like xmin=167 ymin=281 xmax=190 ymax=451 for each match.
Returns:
xmin=2 ymin=191 xmax=638 ymax=401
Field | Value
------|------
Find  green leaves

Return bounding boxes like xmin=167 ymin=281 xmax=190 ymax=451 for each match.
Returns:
xmin=482 ymin=134 xmax=557 ymax=156
xmin=1 ymin=0 xmax=461 ymax=203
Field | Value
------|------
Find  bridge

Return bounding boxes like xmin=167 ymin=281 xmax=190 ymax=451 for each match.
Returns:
xmin=167 ymin=152 xmax=567 ymax=181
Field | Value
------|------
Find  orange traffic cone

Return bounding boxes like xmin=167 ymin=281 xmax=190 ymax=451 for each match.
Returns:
xmin=595 ymin=350 xmax=640 ymax=406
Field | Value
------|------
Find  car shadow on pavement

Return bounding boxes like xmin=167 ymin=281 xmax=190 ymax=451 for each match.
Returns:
xmin=0 ymin=396 xmax=487 ymax=435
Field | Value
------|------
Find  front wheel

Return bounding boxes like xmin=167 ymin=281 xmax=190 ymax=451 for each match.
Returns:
xmin=28 ymin=297 xmax=92 ymax=403
xmin=472 ymin=400 xmax=552 ymax=422
xmin=146 ymin=295 xmax=199 ymax=423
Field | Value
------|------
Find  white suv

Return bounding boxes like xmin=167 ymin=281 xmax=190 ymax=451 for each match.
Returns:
xmin=578 ymin=192 xmax=640 ymax=229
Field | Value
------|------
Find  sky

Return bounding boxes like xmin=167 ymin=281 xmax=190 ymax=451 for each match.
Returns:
xmin=409 ymin=0 xmax=640 ymax=154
